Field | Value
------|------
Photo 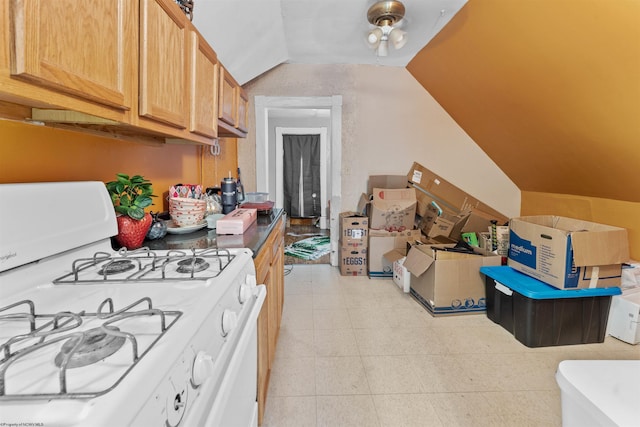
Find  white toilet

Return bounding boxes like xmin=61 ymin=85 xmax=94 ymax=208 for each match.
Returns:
xmin=556 ymin=360 xmax=640 ymax=426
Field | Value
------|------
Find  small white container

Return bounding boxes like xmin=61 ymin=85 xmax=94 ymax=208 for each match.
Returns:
xmin=392 ymin=257 xmax=410 ymax=293
xmin=206 ymin=213 xmax=225 ymax=229
xmin=244 ymin=192 xmax=269 ymax=203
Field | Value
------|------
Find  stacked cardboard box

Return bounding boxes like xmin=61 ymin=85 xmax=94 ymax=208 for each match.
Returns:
xmin=508 ymin=215 xmax=630 ymax=289
xmin=338 ymin=212 xmax=368 ymax=276
xmin=357 ymin=176 xmax=422 ymax=278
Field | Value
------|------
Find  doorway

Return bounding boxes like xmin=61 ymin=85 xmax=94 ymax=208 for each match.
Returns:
xmin=255 ymin=96 xmax=342 ymax=267
xmin=275 ymin=127 xmax=328 ymax=228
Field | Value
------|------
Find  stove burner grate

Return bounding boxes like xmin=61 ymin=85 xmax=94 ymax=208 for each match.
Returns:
xmin=0 ymin=297 xmax=182 ymax=400
xmin=176 ymin=257 xmax=210 ymax=274
xmin=54 ymin=326 xmax=126 ymax=369
xmin=52 ymin=247 xmax=236 ymax=285
xmin=98 ymin=260 xmax=136 ymax=276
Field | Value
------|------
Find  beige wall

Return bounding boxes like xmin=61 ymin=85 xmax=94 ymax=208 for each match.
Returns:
xmin=241 ymin=63 xmax=520 ymax=217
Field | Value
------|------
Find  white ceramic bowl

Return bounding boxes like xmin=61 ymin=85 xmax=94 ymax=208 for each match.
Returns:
xmin=169 ymin=198 xmax=206 ymax=226
xmin=171 ymin=210 xmax=205 ymax=227
xmin=169 ymin=197 xmax=206 ymax=209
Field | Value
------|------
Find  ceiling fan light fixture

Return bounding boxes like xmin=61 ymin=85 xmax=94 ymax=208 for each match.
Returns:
xmin=367 ymin=1 xmax=406 ymax=27
xmin=367 ymin=27 xmax=383 ymax=47
xmin=377 ymin=39 xmax=389 ymax=57
xmin=389 ymin=28 xmax=407 ymax=50
xmin=366 ymin=1 xmax=407 ymax=56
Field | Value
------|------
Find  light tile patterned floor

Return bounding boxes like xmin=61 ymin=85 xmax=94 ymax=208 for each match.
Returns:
xmin=262 ymin=265 xmax=640 ymax=427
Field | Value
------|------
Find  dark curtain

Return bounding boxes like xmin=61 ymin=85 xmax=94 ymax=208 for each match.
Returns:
xmin=283 ymin=134 xmax=321 ymax=218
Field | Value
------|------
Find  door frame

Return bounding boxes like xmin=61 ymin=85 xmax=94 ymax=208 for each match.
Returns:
xmin=254 ymin=96 xmax=342 ymax=267
xmin=275 ymin=127 xmax=328 ymax=229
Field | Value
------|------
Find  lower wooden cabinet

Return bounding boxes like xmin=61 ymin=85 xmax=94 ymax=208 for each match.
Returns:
xmin=255 ymin=215 xmax=285 ymax=425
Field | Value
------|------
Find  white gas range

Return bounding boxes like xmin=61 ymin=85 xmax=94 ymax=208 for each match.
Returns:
xmin=0 ymin=181 xmax=266 ymax=426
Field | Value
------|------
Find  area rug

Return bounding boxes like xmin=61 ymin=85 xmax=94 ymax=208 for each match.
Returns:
xmin=284 ymin=235 xmax=331 ymax=261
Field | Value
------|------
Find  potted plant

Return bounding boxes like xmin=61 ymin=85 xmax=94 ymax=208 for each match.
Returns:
xmin=106 ymin=173 xmax=156 ymax=249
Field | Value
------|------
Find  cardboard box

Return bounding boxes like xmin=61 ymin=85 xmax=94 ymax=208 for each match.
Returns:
xmin=407 ymin=162 xmax=508 ymax=223
xmin=393 ymin=257 xmax=411 ymax=293
xmin=368 ymin=228 xmax=421 ymax=278
xmin=369 ymin=187 xmax=417 ymax=231
xmin=404 ymin=243 xmax=502 ymax=315
xmin=508 ymin=216 xmax=630 ymax=289
xmin=367 ymin=175 xmax=408 ymax=195
xmin=339 ymin=212 xmax=368 ymax=246
xmin=339 ymin=245 xmax=368 ymax=276
xmin=358 ymin=175 xmax=410 ymax=216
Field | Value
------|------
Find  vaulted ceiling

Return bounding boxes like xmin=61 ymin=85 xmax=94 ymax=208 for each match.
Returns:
xmin=194 ymin=0 xmax=466 ymax=85
xmin=196 ymin=0 xmax=640 ymax=204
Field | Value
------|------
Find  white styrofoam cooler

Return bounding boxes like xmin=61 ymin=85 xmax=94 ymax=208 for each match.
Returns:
xmin=392 ymin=257 xmax=410 ymax=293
xmin=556 ymin=360 xmax=640 ymax=427
xmin=606 ymin=287 xmax=640 ymax=345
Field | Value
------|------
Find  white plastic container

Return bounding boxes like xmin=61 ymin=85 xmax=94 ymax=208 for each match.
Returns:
xmin=607 ymin=288 xmax=640 ymax=345
xmin=556 ymin=360 xmax=640 ymax=427
xmin=244 ymin=192 xmax=269 ymax=203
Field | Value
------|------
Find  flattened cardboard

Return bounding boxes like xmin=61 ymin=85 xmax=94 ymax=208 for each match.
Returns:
xmin=405 ymin=243 xmax=502 ymax=316
xmin=407 ymin=161 xmax=508 ymax=223
xmin=369 ymin=187 xmax=417 ymax=230
xmin=508 ymin=215 xmax=630 ymax=289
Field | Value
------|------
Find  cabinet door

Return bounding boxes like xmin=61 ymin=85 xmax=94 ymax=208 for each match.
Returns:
xmin=218 ymin=66 xmax=236 ymax=126
xmin=189 ymin=30 xmax=217 ymax=138
xmin=237 ymin=87 xmax=249 ymax=133
xmin=10 ymin=0 xmax=134 ymax=110
xmin=139 ymin=0 xmax=188 ymax=128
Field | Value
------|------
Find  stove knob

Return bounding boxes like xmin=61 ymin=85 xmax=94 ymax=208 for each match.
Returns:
xmin=191 ymin=351 xmax=214 ymax=387
xmin=166 ymin=380 xmax=188 ymax=427
xmin=245 ymin=273 xmax=257 ymax=288
xmin=238 ymin=284 xmax=252 ymax=304
xmin=221 ymin=309 xmax=238 ymax=336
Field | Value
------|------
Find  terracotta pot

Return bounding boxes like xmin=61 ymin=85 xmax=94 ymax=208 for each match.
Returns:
xmin=115 ymin=213 xmax=152 ymax=250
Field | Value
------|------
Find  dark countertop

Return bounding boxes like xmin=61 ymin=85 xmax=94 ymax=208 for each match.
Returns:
xmin=143 ymin=209 xmax=284 ymax=258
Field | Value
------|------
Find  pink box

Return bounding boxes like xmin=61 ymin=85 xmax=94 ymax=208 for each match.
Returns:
xmin=215 ymin=208 xmax=258 ymax=235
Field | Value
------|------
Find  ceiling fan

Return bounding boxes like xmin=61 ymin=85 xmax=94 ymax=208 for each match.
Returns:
xmin=366 ymin=0 xmax=408 ymax=57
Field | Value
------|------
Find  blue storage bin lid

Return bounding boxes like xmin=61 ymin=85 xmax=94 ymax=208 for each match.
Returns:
xmin=480 ymin=266 xmax=621 ymax=299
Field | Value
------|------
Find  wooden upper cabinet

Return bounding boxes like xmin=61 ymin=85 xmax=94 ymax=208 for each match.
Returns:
xmin=218 ymin=65 xmax=248 ymax=137
xmin=189 ymin=30 xmax=218 ymax=138
xmin=237 ymin=87 xmax=249 ymax=133
xmin=9 ymin=0 xmax=134 ymax=111
xmin=139 ymin=0 xmax=188 ymax=129
xmin=218 ymin=66 xmax=237 ymax=127
xmin=2 ymin=0 xmax=245 ymax=143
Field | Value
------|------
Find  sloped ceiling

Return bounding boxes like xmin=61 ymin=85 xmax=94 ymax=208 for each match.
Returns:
xmin=194 ymin=0 xmax=466 ymax=85
xmin=407 ymin=0 xmax=640 ymax=203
